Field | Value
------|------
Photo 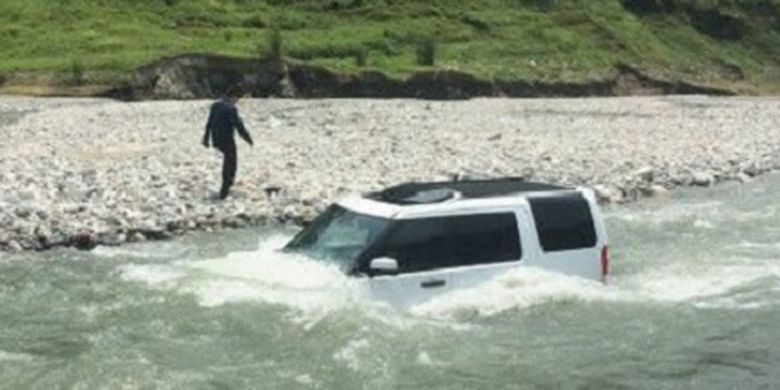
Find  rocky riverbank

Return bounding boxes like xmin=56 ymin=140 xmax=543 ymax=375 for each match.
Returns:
xmin=1 ymin=95 xmax=779 ymax=251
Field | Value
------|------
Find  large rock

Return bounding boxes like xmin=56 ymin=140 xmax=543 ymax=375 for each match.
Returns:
xmin=691 ymin=171 xmax=715 ymax=186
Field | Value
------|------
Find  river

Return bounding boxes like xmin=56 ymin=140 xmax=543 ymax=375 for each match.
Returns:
xmin=1 ymin=174 xmax=779 ymax=389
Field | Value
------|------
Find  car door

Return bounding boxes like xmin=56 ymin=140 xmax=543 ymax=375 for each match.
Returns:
xmin=445 ymin=210 xmax=527 ymax=290
xmin=366 ymin=217 xmax=454 ymax=306
xmin=527 ymin=193 xmax=602 ymax=280
xmin=368 ymin=268 xmax=451 ymax=307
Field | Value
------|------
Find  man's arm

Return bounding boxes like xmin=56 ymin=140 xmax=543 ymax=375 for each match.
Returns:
xmin=233 ymin=108 xmax=253 ymax=146
xmin=203 ymin=106 xmax=214 ymax=147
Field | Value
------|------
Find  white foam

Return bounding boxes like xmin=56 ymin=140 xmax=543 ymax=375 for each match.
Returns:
xmin=414 ymin=350 xmax=449 ymax=367
xmin=181 ymin=236 xmax=365 ymax=313
xmin=186 ymin=236 xmax=347 ymax=290
xmin=732 ymin=240 xmax=780 ymax=250
xmin=294 ymin=374 xmax=314 ymax=385
xmin=410 ymin=268 xmax=616 ymax=320
xmin=94 ymin=245 xmax=183 ymax=260
xmin=0 ymin=350 xmax=34 ymax=363
xmin=408 ymin=261 xmax=780 ymax=320
xmin=606 ymin=200 xmax=725 ymax=224
xmin=693 ymin=219 xmax=715 ymax=229
xmin=118 ymin=263 xmax=187 ymax=286
xmin=333 ymin=338 xmax=370 ymax=371
xmin=626 ymin=264 xmax=779 ymax=304
xmin=116 ymin=235 xmax=374 ymax=327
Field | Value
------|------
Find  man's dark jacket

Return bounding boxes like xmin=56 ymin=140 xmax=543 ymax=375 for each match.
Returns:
xmin=203 ymin=100 xmax=253 ymax=149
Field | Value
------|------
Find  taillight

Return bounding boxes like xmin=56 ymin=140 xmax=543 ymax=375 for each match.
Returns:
xmin=600 ymin=245 xmax=610 ymax=283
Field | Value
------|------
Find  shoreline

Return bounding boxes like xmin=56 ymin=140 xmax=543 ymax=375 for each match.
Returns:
xmin=1 ymin=96 xmax=779 ymax=252
xmin=0 ymin=56 xmax=738 ymax=101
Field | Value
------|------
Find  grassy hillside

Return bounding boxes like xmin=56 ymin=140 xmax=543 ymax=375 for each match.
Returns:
xmin=1 ymin=0 xmax=779 ymax=93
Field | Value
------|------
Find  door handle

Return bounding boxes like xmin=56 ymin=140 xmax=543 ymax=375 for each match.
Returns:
xmin=420 ymin=279 xmax=446 ymax=289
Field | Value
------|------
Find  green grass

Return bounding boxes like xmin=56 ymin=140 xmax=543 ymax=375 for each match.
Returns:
xmin=1 ymin=0 xmax=779 ymax=92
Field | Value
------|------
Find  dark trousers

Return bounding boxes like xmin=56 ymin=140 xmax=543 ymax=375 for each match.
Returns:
xmin=218 ymin=144 xmax=237 ymax=199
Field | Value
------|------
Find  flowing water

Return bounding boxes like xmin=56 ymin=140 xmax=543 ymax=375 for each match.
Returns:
xmin=1 ymin=175 xmax=780 ymax=389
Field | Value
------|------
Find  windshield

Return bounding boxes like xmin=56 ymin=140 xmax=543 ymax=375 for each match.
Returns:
xmin=285 ymin=205 xmax=390 ymax=272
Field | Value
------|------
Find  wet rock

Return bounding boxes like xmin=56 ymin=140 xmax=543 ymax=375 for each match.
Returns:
xmin=650 ymin=184 xmax=669 ymax=196
xmin=34 ymin=225 xmax=51 ymax=241
xmin=128 ymin=232 xmax=147 ymax=242
xmin=736 ymin=172 xmax=752 ymax=183
xmin=70 ymin=232 xmax=96 ymax=250
xmin=223 ymin=217 xmax=247 ymax=229
xmin=691 ymin=171 xmax=714 ymax=186
xmin=97 ymin=231 xmax=125 ymax=246
xmin=593 ymin=185 xmax=622 ymax=203
xmin=743 ymin=164 xmax=761 ymax=177
xmin=7 ymin=240 xmax=23 ymax=252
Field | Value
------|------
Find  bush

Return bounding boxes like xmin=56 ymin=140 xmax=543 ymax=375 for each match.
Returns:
xmin=461 ymin=14 xmax=490 ymax=32
xmin=355 ymin=48 xmax=368 ymax=67
xmin=287 ymin=44 xmax=363 ymax=60
xmin=242 ymin=14 xmax=265 ymax=29
xmin=69 ymin=59 xmax=85 ymax=86
xmin=516 ymin=0 xmax=557 ymax=11
xmin=268 ymin=25 xmax=283 ymax=59
xmin=416 ymin=37 xmax=436 ymax=66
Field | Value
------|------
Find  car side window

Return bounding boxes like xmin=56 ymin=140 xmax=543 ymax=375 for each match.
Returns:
xmin=449 ymin=213 xmax=521 ymax=267
xmin=529 ymin=195 xmax=597 ymax=252
xmin=379 ymin=213 xmax=521 ymax=274
xmin=382 ymin=218 xmax=450 ymax=273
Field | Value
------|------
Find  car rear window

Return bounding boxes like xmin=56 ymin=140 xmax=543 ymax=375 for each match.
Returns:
xmin=529 ymin=195 xmax=597 ymax=252
xmin=379 ymin=213 xmax=521 ymax=273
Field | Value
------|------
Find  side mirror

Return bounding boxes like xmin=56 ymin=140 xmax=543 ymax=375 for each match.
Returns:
xmin=369 ymin=257 xmax=398 ymax=275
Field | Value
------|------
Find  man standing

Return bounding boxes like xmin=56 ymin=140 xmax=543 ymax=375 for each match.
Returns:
xmin=202 ymin=89 xmax=253 ymax=199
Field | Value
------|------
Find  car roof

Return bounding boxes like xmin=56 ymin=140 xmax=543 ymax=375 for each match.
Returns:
xmin=365 ymin=177 xmax=571 ymax=205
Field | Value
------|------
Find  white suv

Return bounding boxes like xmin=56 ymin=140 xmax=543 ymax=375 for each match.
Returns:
xmin=284 ymin=178 xmax=610 ymax=306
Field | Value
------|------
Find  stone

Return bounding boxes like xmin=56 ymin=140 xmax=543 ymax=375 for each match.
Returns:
xmin=743 ymin=164 xmax=760 ymax=177
xmin=17 ymin=190 xmax=37 ymax=201
xmin=35 ymin=225 xmax=52 ymax=241
xmin=14 ymin=207 xmax=32 ymax=219
xmin=7 ymin=240 xmax=23 ymax=252
xmin=223 ymin=217 xmax=247 ymax=229
xmin=650 ymin=185 xmax=669 ymax=196
xmin=282 ymin=205 xmax=299 ymax=219
xmin=35 ymin=209 xmax=49 ymax=220
xmin=105 ymin=216 xmax=126 ymax=227
xmin=70 ymin=233 xmax=96 ymax=250
xmin=633 ymin=166 xmax=655 ymax=182
xmin=736 ymin=172 xmax=752 ymax=183
xmin=593 ymin=185 xmax=622 ymax=203
xmin=129 ymin=232 xmax=147 ymax=242
xmin=691 ymin=172 xmax=714 ymax=186
xmin=98 ymin=231 xmax=125 ymax=246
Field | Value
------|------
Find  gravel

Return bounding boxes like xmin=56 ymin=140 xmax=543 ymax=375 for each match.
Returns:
xmin=1 ymin=95 xmax=779 ymax=251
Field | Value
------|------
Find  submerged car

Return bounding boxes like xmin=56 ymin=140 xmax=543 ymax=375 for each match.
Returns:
xmin=285 ymin=178 xmax=610 ymax=306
